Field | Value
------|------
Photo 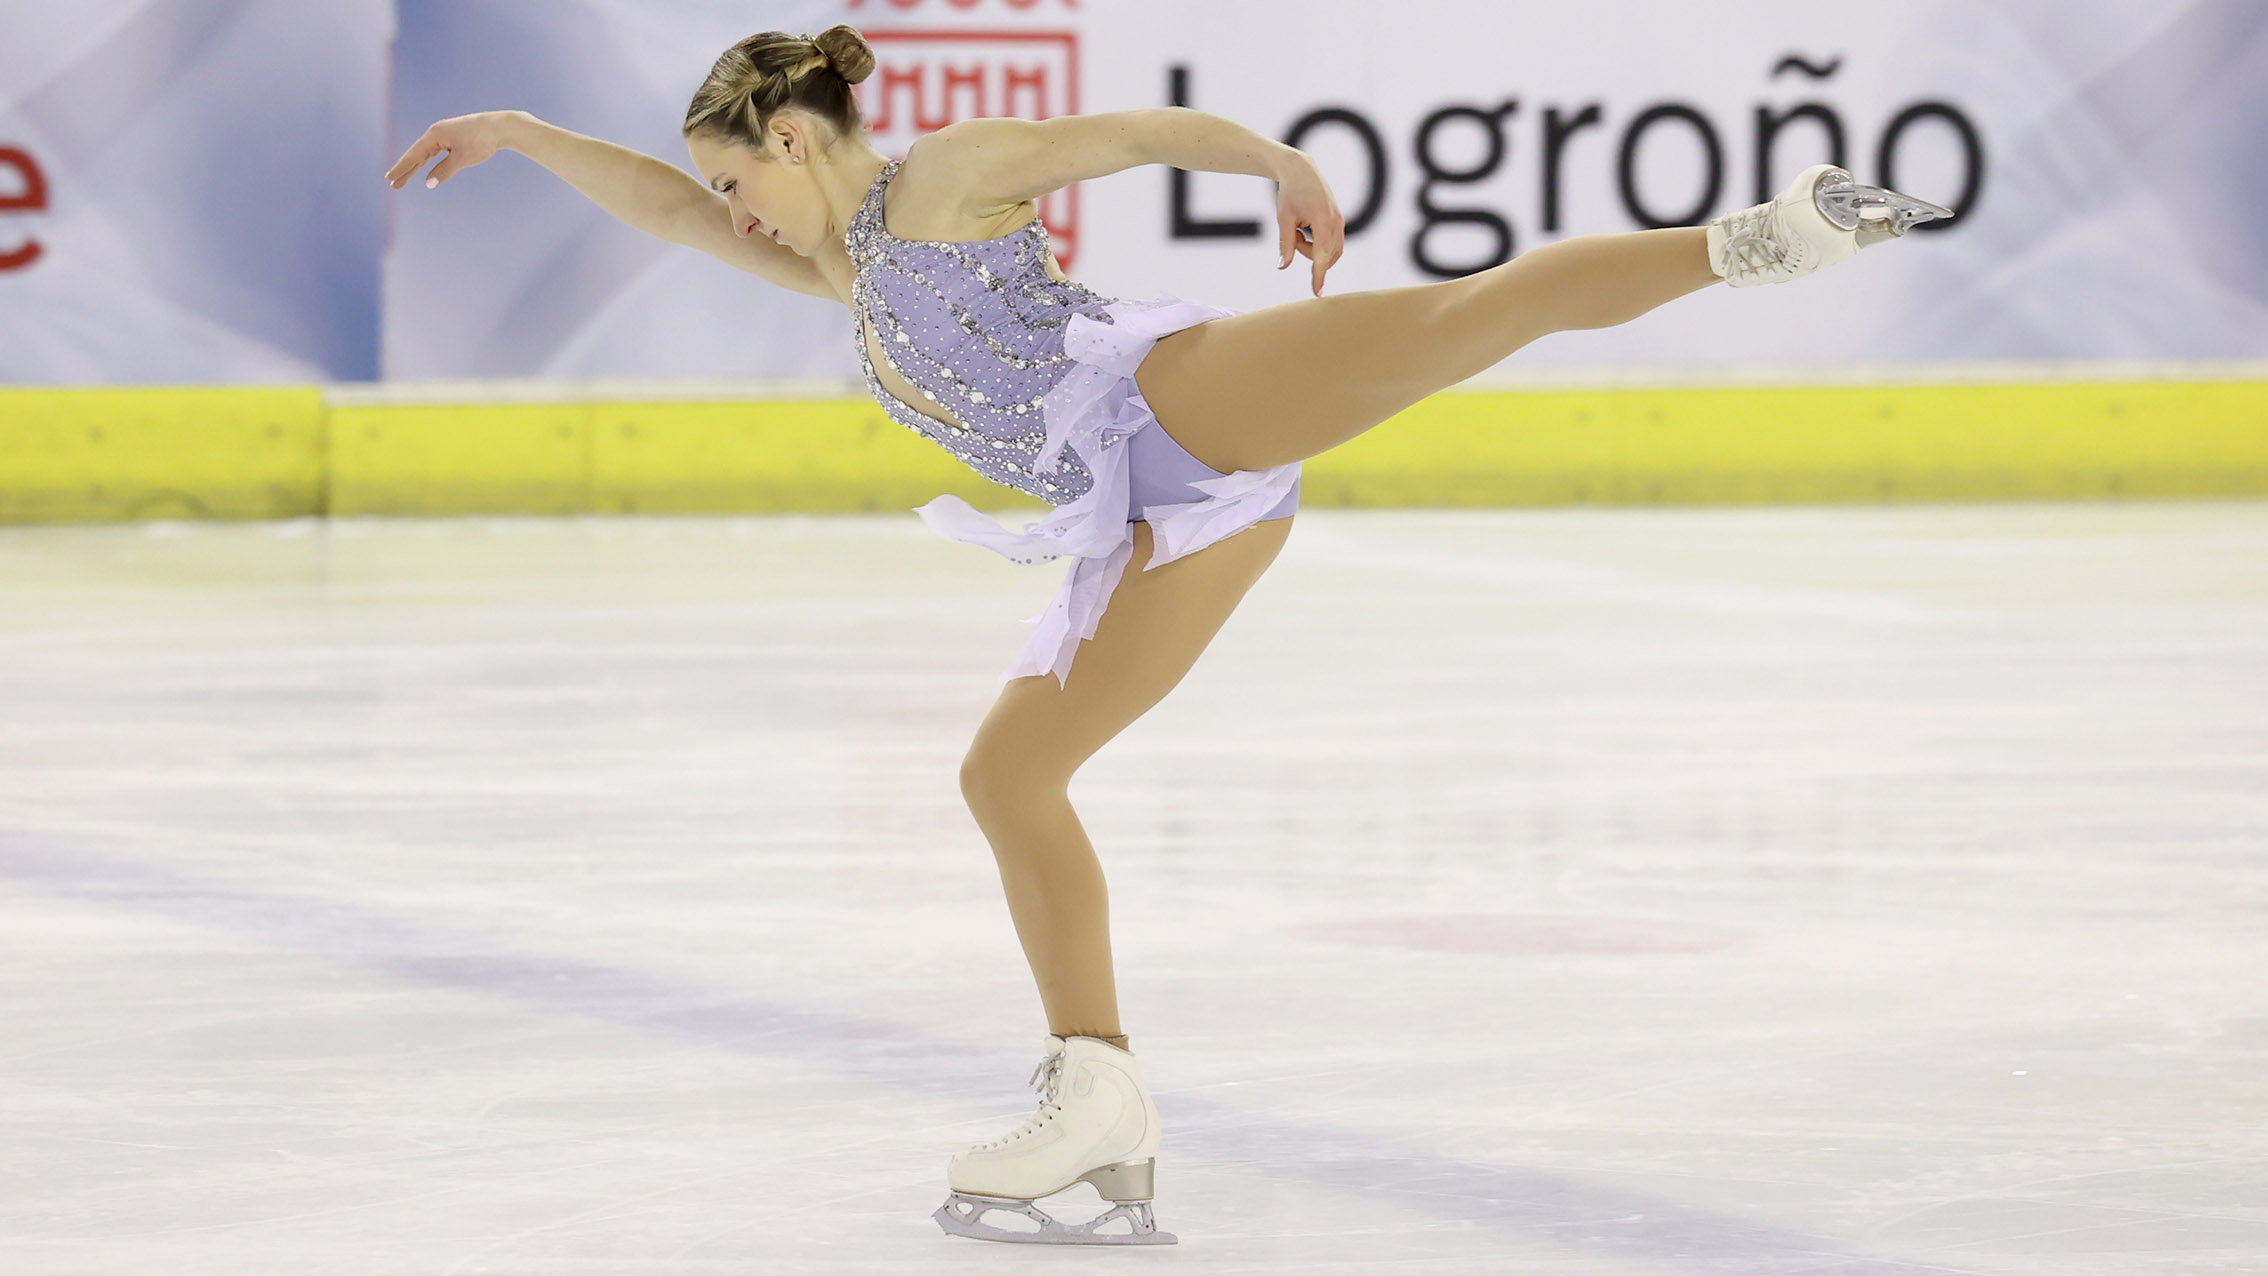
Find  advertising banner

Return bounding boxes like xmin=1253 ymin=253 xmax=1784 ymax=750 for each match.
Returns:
xmin=381 ymin=0 xmax=2268 ymax=381
xmin=4 ymin=0 xmax=2264 ymax=384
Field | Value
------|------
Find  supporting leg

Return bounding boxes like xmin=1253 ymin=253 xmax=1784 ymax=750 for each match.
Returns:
xmin=959 ymin=776 xmax=1126 ymax=1039
xmin=1134 ymin=227 xmax=1721 ymax=474
xmin=957 ymin=517 xmax=1293 ymax=1039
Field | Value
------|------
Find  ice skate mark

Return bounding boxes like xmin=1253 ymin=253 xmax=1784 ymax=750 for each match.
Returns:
xmin=1296 ymin=913 xmax=1743 ymax=956
xmin=1773 ymin=54 xmax=1844 ymax=79
xmin=0 ymin=835 xmax=2003 ymax=1276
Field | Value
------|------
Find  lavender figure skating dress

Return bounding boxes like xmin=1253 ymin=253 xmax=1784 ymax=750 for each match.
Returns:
xmin=844 ymin=158 xmax=1303 ymax=689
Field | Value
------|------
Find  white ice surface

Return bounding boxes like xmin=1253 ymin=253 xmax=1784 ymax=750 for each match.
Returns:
xmin=1 ymin=502 xmax=2264 ymax=1274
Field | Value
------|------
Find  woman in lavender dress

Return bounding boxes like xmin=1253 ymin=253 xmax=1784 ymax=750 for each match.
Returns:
xmin=386 ymin=23 xmax=1947 ymax=1246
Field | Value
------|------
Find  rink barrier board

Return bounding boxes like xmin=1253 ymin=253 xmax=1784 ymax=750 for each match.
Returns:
xmin=0 ymin=388 xmax=329 ymax=522
xmin=2 ymin=379 xmax=2265 ymax=523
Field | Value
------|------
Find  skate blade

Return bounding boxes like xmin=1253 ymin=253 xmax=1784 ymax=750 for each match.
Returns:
xmin=934 ymin=1192 xmax=1178 ymax=1245
xmin=1814 ymin=172 xmax=1955 ymax=234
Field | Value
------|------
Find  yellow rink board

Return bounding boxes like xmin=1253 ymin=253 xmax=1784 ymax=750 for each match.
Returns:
xmin=3 ymin=379 xmax=2266 ymax=523
xmin=0 ymin=388 xmax=329 ymax=522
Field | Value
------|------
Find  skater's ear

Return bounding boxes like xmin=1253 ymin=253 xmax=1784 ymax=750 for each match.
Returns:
xmin=768 ymin=113 xmax=819 ymax=166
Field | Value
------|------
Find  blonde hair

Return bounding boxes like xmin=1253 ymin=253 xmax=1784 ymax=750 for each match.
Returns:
xmin=682 ymin=25 xmax=876 ymax=154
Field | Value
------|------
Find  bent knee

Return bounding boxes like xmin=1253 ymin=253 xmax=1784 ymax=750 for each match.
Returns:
xmin=959 ymin=747 xmax=1071 ymax=816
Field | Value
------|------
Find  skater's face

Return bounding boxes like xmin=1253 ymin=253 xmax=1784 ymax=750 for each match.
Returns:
xmin=687 ymin=119 xmax=829 ymax=258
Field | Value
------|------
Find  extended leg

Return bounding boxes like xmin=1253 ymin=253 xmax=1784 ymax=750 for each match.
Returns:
xmin=958 ymin=516 xmax=1294 ymax=1040
xmin=1134 ymin=227 xmax=1721 ymax=474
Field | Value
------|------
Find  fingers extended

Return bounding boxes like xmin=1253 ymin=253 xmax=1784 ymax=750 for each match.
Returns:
xmin=1308 ymin=225 xmax=1344 ymax=293
xmin=387 ymin=138 xmax=440 ymax=188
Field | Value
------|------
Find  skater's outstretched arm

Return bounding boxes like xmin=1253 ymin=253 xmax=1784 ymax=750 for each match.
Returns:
xmin=386 ymin=110 xmax=835 ymax=300
xmin=912 ymin=110 xmax=1348 ymax=294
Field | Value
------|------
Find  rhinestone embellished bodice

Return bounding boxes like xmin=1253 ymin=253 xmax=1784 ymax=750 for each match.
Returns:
xmin=844 ymin=158 xmax=1124 ymax=506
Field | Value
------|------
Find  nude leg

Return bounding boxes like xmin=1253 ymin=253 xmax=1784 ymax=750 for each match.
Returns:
xmin=1134 ymin=227 xmax=1721 ymax=474
xmin=958 ymin=515 xmax=1294 ymax=1045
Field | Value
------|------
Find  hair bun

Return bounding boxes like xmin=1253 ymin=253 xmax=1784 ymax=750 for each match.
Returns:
xmin=813 ymin=25 xmax=875 ymax=85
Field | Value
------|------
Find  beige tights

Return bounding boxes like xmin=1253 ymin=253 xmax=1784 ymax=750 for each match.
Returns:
xmin=958 ymin=228 xmax=1722 ymax=1047
xmin=1135 ymin=226 xmax=1723 ymax=474
xmin=959 ymin=517 xmax=1293 ymax=1050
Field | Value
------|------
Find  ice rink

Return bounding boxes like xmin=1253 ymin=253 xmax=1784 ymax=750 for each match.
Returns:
xmin=2 ymin=501 xmax=2264 ymax=1275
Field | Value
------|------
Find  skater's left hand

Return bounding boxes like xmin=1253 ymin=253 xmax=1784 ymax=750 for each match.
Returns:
xmin=1273 ymin=151 xmax=1344 ymax=296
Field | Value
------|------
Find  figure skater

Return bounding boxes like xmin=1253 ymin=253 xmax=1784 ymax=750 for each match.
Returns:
xmin=385 ymin=23 xmax=1951 ymax=1247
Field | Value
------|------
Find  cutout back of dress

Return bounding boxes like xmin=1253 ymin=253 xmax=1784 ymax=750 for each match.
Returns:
xmin=844 ymin=158 xmax=1124 ymax=506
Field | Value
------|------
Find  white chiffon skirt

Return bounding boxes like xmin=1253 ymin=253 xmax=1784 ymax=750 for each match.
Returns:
xmin=911 ymin=295 xmax=1304 ymax=689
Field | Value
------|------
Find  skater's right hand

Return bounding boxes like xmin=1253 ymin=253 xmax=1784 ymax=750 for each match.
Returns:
xmin=1273 ymin=150 xmax=1345 ymax=296
xmin=387 ymin=111 xmax=526 ymax=191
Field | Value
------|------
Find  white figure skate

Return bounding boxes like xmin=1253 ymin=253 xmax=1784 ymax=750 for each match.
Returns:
xmin=932 ymin=1034 xmax=1176 ymax=1245
xmin=1707 ymin=162 xmax=1955 ymax=287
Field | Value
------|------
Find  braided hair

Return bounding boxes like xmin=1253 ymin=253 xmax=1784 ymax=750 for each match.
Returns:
xmin=682 ymin=25 xmax=876 ymax=152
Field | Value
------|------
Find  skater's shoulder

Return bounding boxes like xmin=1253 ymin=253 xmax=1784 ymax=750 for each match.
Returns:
xmin=877 ymin=133 xmax=1045 ymax=246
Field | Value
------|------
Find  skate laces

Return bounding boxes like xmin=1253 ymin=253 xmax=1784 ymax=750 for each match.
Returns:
xmin=1027 ymin=1049 xmax=1065 ymax=1102
xmin=972 ymin=1049 xmax=1067 ymax=1152
xmin=1722 ymin=201 xmax=1793 ymax=283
